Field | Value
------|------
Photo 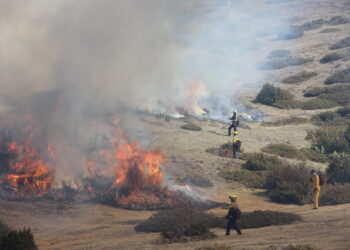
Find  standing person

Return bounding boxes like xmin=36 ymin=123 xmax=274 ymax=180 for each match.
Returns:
xmin=232 ymin=131 xmax=241 ymax=159
xmin=228 ymin=110 xmax=239 ymax=136
xmin=310 ymin=170 xmax=321 ymax=209
xmin=226 ymin=194 xmax=242 ymax=236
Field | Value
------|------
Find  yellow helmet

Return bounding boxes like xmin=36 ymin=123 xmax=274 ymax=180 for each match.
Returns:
xmin=228 ymin=194 xmax=237 ymax=200
xmin=233 ymin=131 xmax=238 ymax=135
xmin=233 ymin=109 xmax=237 ymax=113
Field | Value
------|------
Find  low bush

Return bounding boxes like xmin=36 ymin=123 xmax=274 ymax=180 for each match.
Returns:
xmin=327 ymin=16 xmax=350 ymax=25
xmin=241 ymin=152 xmax=283 ymax=171
xmin=306 ymin=126 xmax=350 ymax=154
xmin=177 ymin=173 xmax=214 ymax=188
xmin=299 ymin=98 xmax=337 ymax=110
xmin=0 ymin=228 xmax=38 ymax=250
xmin=320 ymin=183 xmax=350 ymax=205
xmin=303 ymin=84 xmax=350 ymax=107
xmin=260 ymin=57 xmax=312 ymax=70
xmin=0 ymin=220 xmax=11 ymax=236
xmin=268 ymin=50 xmax=291 ymax=59
xmin=326 ymin=154 xmax=350 ymax=184
xmin=255 ymin=84 xmax=297 ymax=109
xmin=262 ymin=144 xmax=307 ymax=161
xmin=320 ymin=53 xmax=344 ymax=64
xmin=311 ymin=108 xmax=350 ymax=126
xmin=134 ymin=208 xmax=217 ymax=242
xmin=218 ymin=169 xmax=266 ymax=188
xmin=301 ymin=149 xmax=329 ymax=163
xmin=300 ymin=19 xmax=326 ymax=31
xmin=262 ymin=117 xmax=309 ymax=127
xmin=181 ymin=123 xmax=202 ymax=131
xmin=324 ymin=68 xmax=350 ymax=85
xmin=329 ymin=36 xmax=350 ymax=50
xmin=265 ymin=164 xmax=312 ymax=204
xmin=320 ymin=28 xmax=341 ymax=33
xmin=282 ymin=72 xmax=317 ymax=84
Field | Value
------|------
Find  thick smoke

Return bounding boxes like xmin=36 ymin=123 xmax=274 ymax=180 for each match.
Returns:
xmin=0 ymin=0 xmax=297 ymax=185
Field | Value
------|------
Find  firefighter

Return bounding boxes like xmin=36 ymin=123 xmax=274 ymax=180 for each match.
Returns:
xmin=226 ymin=194 xmax=242 ymax=236
xmin=232 ymin=131 xmax=241 ymax=159
xmin=310 ymin=169 xmax=320 ymax=209
xmin=228 ymin=110 xmax=240 ymax=136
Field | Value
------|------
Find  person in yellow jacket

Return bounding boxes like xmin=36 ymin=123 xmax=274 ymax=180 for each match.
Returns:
xmin=232 ymin=131 xmax=241 ymax=159
xmin=310 ymin=170 xmax=320 ymax=209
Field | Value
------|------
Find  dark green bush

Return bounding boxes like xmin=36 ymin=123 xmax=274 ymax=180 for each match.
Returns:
xmin=304 ymin=87 xmax=326 ymax=97
xmin=319 ymin=184 xmax=350 ymax=205
xmin=255 ymin=84 xmax=297 ymax=109
xmin=268 ymin=50 xmax=291 ymax=59
xmin=181 ymin=123 xmax=202 ymax=131
xmin=265 ymin=164 xmax=312 ymax=204
xmin=262 ymin=117 xmax=309 ymax=127
xmin=260 ymin=57 xmax=312 ymax=70
xmin=218 ymin=169 xmax=266 ymax=188
xmin=299 ymin=98 xmax=337 ymax=110
xmin=320 ymin=53 xmax=344 ymax=64
xmin=262 ymin=144 xmax=307 ymax=161
xmin=307 ymin=126 xmax=350 ymax=154
xmin=326 ymin=154 xmax=350 ymax=184
xmin=0 ymin=228 xmax=38 ymax=250
xmin=282 ymin=72 xmax=317 ymax=84
xmin=329 ymin=36 xmax=350 ymax=50
xmin=242 ymin=152 xmax=283 ymax=171
xmin=324 ymin=68 xmax=350 ymax=85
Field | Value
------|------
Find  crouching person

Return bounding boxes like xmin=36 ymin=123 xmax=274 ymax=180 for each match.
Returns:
xmin=226 ymin=194 xmax=242 ymax=236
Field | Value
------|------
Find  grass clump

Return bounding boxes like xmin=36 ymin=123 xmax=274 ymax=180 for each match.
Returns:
xmin=255 ymin=84 xmax=297 ymax=109
xmin=320 ymin=28 xmax=341 ymax=33
xmin=267 ymin=50 xmax=291 ymax=59
xmin=262 ymin=144 xmax=307 ymax=161
xmin=324 ymin=68 xmax=350 ymax=85
xmin=299 ymin=98 xmax=337 ymax=110
xmin=329 ymin=36 xmax=350 ymax=50
xmin=320 ymin=53 xmax=344 ymax=64
xmin=303 ymin=84 xmax=350 ymax=106
xmin=181 ymin=123 xmax=202 ymax=131
xmin=282 ymin=71 xmax=317 ymax=84
xmin=0 ymin=228 xmax=38 ymax=250
xmin=260 ymin=57 xmax=312 ymax=70
xmin=177 ymin=173 xmax=213 ymax=188
xmin=241 ymin=152 xmax=283 ymax=171
xmin=265 ymin=164 xmax=312 ymax=204
xmin=218 ymin=169 xmax=266 ymax=188
xmin=262 ymin=117 xmax=309 ymax=127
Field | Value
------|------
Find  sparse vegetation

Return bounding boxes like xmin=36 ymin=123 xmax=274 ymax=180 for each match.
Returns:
xmin=181 ymin=123 xmax=202 ymax=131
xmin=320 ymin=28 xmax=341 ymax=33
xmin=324 ymin=68 xmax=350 ymax=85
xmin=218 ymin=169 xmax=266 ymax=188
xmin=241 ymin=152 xmax=283 ymax=171
xmin=299 ymin=98 xmax=337 ymax=110
xmin=262 ymin=144 xmax=307 ymax=161
xmin=0 ymin=228 xmax=38 ymax=250
xmin=265 ymin=164 xmax=312 ymax=204
xmin=320 ymin=53 xmax=344 ymax=64
xmin=268 ymin=50 xmax=291 ymax=59
xmin=311 ymin=107 xmax=350 ymax=126
xmin=303 ymin=84 xmax=350 ymax=106
xmin=329 ymin=36 xmax=350 ymax=50
xmin=255 ymin=84 xmax=297 ymax=109
xmin=262 ymin=117 xmax=309 ymax=127
xmin=282 ymin=71 xmax=317 ymax=84
xmin=260 ymin=57 xmax=312 ymax=70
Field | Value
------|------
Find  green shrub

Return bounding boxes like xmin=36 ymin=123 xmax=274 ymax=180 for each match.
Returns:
xmin=320 ymin=53 xmax=344 ymax=64
xmin=326 ymin=154 xmax=350 ymax=184
xmin=218 ymin=169 xmax=266 ymax=188
xmin=268 ymin=50 xmax=291 ymax=59
xmin=307 ymin=126 xmax=350 ymax=154
xmin=311 ymin=109 xmax=350 ymax=126
xmin=262 ymin=117 xmax=309 ymax=127
xmin=282 ymin=72 xmax=317 ymax=84
xmin=262 ymin=144 xmax=307 ymax=161
xmin=177 ymin=173 xmax=214 ymax=188
xmin=181 ymin=123 xmax=202 ymax=131
xmin=303 ymin=84 xmax=350 ymax=107
xmin=0 ymin=228 xmax=38 ymax=250
xmin=265 ymin=164 xmax=312 ymax=204
xmin=134 ymin=208 xmax=216 ymax=242
xmin=260 ymin=57 xmax=312 ymax=70
xmin=255 ymin=84 xmax=297 ymax=109
xmin=242 ymin=152 xmax=283 ymax=171
xmin=320 ymin=28 xmax=341 ymax=33
xmin=301 ymin=149 xmax=329 ymax=163
xmin=324 ymin=68 xmax=350 ymax=85
xmin=319 ymin=183 xmax=350 ymax=205
xmin=329 ymin=36 xmax=350 ymax=50
xmin=299 ymin=98 xmax=337 ymax=110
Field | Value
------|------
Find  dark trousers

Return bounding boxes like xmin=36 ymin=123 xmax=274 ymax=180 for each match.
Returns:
xmin=232 ymin=145 xmax=238 ymax=159
xmin=228 ymin=124 xmax=237 ymax=136
xmin=226 ymin=218 xmax=241 ymax=235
